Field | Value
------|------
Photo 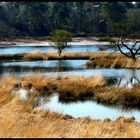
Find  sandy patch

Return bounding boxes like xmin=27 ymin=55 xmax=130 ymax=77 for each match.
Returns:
xmin=0 ymin=37 xmax=110 ymax=47
xmin=0 ymin=37 xmax=137 ymax=47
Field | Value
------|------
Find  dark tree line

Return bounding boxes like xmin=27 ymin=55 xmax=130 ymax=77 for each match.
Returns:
xmin=0 ymin=2 xmax=140 ymax=40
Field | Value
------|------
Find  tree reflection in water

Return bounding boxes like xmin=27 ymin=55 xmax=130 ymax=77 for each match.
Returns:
xmin=0 ymin=60 xmax=84 ymax=77
xmin=0 ymin=61 xmax=140 ymax=88
xmin=106 ymin=70 xmax=140 ymax=88
xmin=116 ymin=70 xmax=140 ymax=88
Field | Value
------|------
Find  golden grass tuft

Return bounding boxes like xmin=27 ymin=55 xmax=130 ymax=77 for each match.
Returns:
xmin=87 ymin=53 xmax=140 ymax=69
xmin=94 ymin=85 xmax=140 ymax=108
xmin=1 ymin=51 xmax=140 ymax=69
xmin=0 ymin=75 xmax=19 ymax=105
xmin=57 ymin=76 xmax=106 ymax=101
xmin=23 ymin=50 xmax=46 ymax=60
xmin=1 ymin=74 xmax=140 ymax=108
xmin=21 ymin=74 xmax=57 ymax=92
xmin=6 ymin=74 xmax=140 ymax=108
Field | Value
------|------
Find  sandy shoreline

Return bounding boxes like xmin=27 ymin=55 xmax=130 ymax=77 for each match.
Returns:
xmin=0 ymin=37 xmax=137 ymax=47
xmin=0 ymin=37 xmax=110 ymax=47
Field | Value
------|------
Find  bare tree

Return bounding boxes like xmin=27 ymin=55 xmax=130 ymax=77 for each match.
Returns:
xmin=111 ymin=37 xmax=140 ymax=61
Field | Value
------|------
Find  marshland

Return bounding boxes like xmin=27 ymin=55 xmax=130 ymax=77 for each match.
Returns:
xmin=1 ymin=1 xmax=140 ymax=138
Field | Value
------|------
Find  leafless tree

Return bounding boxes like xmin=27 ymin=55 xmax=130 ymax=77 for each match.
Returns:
xmin=111 ymin=37 xmax=140 ymax=61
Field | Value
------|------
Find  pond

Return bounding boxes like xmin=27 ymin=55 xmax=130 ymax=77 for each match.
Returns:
xmin=0 ymin=60 xmax=86 ymax=76
xmin=1 ymin=60 xmax=140 ymax=88
xmin=2 ymin=43 xmax=140 ymax=122
xmin=0 ymin=44 xmax=127 ymax=54
xmin=34 ymin=93 xmax=140 ymax=122
xmin=15 ymin=88 xmax=140 ymax=122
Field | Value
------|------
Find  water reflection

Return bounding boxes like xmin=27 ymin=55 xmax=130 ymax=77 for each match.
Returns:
xmin=0 ymin=44 xmax=122 ymax=55
xmin=0 ymin=60 xmax=140 ymax=88
xmin=104 ymin=70 xmax=140 ymax=88
xmin=0 ymin=60 xmax=86 ymax=77
xmin=13 ymin=86 xmax=140 ymax=121
xmin=115 ymin=70 xmax=140 ymax=88
xmin=43 ymin=69 xmax=140 ymax=88
xmin=35 ymin=93 xmax=140 ymax=121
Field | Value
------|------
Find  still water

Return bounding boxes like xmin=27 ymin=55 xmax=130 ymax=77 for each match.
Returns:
xmin=14 ymin=89 xmax=140 ymax=121
xmin=34 ymin=93 xmax=140 ymax=121
xmin=0 ymin=44 xmax=123 ymax=54
xmin=0 ymin=60 xmax=140 ymax=88
xmin=2 ymin=44 xmax=140 ymax=121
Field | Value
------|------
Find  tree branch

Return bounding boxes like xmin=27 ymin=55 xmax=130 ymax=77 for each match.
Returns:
xmin=121 ymin=38 xmax=134 ymax=54
xmin=131 ymin=40 xmax=140 ymax=50
xmin=112 ymin=40 xmax=131 ymax=59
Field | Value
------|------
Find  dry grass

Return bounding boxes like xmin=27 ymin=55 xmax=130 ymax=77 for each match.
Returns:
xmin=0 ymin=76 xmax=19 ymax=105
xmin=111 ymin=57 xmax=140 ymax=69
xmin=21 ymin=75 xmax=140 ymax=108
xmin=21 ymin=75 xmax=106 ymax=101
xmin=21 ymin=74 xmax=58 ymax=92
xmin=45 ymin=52 xmax=91 ymax=59
xmin=1 ymin=75 xmax=140 ymax=108
xmin=1 ymin=74 xmax=140 ymax=108
xmin=23 ymin=50 xmax=46 ymax=60
xmin=86 ymin=53 xmax=140 ymax=69
xmin=57 ymin=76 xmax=106 ymax=101
xmin=93 ymin=84 xmax=140 ymax=108
xmin=46 ymin=52 xmax=118 ymax=60
xmin=1 ymin=51 xmax=140 ymax=69
xmin=0 ymin=75 xmax=140 ymax=137
xmin=0 ymin=51 xmax=121 ymax=61
xmin=0 ymin=96 xmax=140 ymax=138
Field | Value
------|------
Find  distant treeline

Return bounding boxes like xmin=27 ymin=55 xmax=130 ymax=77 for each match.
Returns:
xmin=0 ymin=2 xmax=140 ymax=39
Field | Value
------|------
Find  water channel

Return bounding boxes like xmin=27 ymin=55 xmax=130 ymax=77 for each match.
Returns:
xmin=35 ymin=93 xmax=140 ymax=121
xmin=1 ymin=44 xmax=140 ymax=121
xmin=0 ymin=44 xmax=129 ymax=54
xmin=0 ymin=60 xmax=140 ymax=88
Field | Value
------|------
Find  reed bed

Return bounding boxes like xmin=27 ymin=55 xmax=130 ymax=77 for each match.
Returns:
xmin=0 ymin=75 xmax=140 ymax=137
xmin=1 ymin=74 xmax=139 ymax=108
xmin=2 ymin=51 xmax=140 ymax=69
xmin=86 ymin=54 xmax=140 ymax=69
xmin=57 ymin=76 xmax=106 ymax=101
xmin=0 ymin=94 xmax=139 ymax=138
xmin=94 ymin=84 xmax=140 ymax=108
xmin=0 ymin=51 xmax=123 ymax=61
xmin=23 ymin=50 xmax=46 ymax=60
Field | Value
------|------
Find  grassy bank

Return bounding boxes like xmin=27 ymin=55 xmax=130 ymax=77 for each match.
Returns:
xmin=21 ymin=75 xmax=140 ymax=109
xmin=0 ymin=75 xmax=140 ymax=138
xmin=0 ymin=95 xmax=139 ymax=138
xmin=0 ymin=51 xmax=113 ymax=62
xmin=86 ymin=54 xmax=140 ymax=69
xmin=0 ymin=51 xmax=91 ymax=62
xmin=1 ymin=51 xmax=140 ymax=69
xmin=1 ymin=75 xmax=140 ymax=109
xmin=94 ymin=85 xmax=140 ymax=109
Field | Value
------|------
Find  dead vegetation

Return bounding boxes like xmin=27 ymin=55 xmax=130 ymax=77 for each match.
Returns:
xmin=1 ymin=51 xmax=140 ymax=69
xmin=86 ymin=53 xmax=140 ymax=69
xmin=0 ymin=75 xmax=140 ymax=137
xmin=57 ymin=76 xmax=106 ymax=102
xmin=23 ymin=50 xmax=46 ymax=60
xmin=1 ymin=74 xmax=140 ymax=108
xmin=0 ymin=91 xmax=139 ymax=138
xmin=94 ymin=84 xmax=140 ymax=108
xmin=0 ymin=76 xmax=18 ymax=105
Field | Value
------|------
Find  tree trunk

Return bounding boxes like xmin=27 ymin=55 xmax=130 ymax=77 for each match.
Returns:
xmin=58 ymin=49 xmax=62 ymax=57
